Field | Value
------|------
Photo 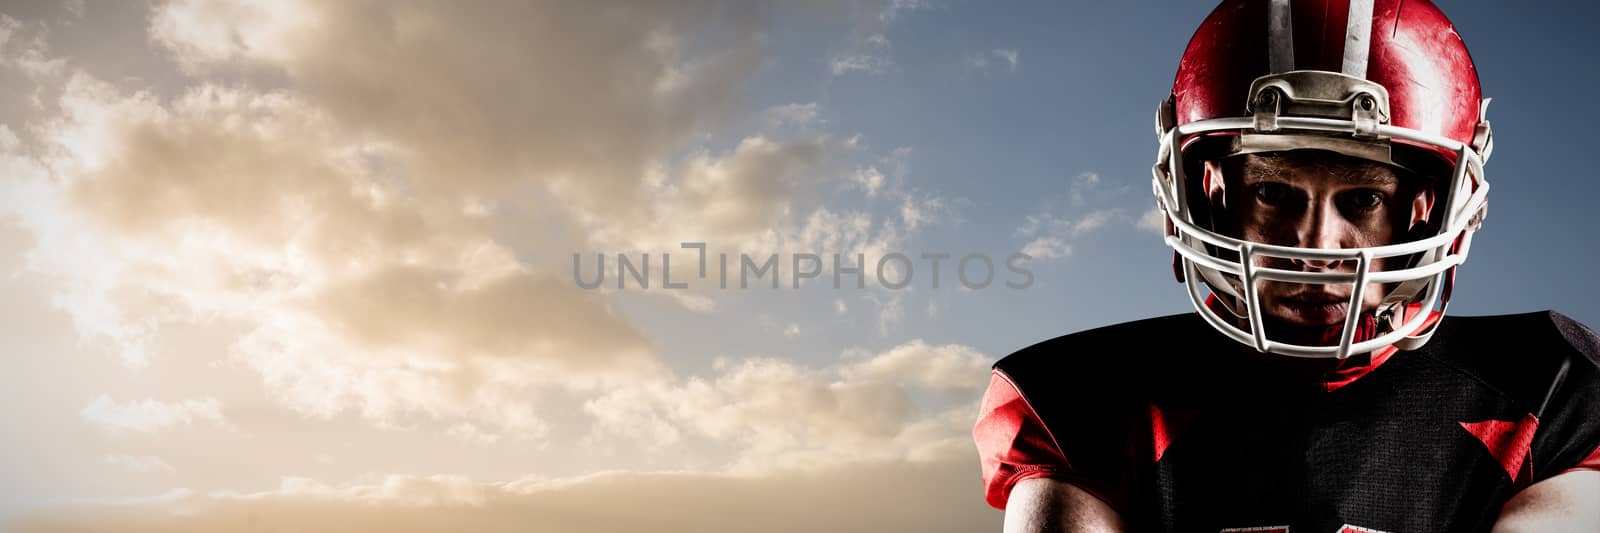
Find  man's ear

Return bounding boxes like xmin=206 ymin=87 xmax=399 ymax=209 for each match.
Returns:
xmin=1203 ymin=159 xmax=1226 ymax=209
xmin=1410 ymin=186 xmax=1435 ymax=229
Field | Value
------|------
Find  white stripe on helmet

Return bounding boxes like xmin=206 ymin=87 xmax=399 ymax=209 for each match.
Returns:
xmin=1267 ymin=0 xmax=1295 ymax=73
xmin=1341 ymin=0 xmax=1376 ymax=77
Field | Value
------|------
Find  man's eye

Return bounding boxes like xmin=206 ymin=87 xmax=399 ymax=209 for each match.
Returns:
xmin=1343 ymin=190 xmax=1385 ymax=210
xmin=1253 ymin=183 xmax=1290 ymax=206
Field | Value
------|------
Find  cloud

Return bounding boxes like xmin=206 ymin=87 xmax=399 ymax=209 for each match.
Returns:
xmin=581 ymin=339 xmax=993 ymax=471
xmin=1073 ymin=171 xmax=1101 ymax=188
xmin=900 ymin=192 xmax=944 ymax=232
xmin=851 ymin=166 xmax=886 ymax=197
xmin=1013 ymin=208 xmax=1118 ymax=261
xmin=962 ymin=48 xmax=1021 ymax=73
xmin=828 ymin=0 xmax=931 ymax=78
xmin=878 ymin=0 xmax=932 ymax=24
xmin=1139 ymin=207 xmax=1167 ymax=234
xmin=831 ymin=52 xmax=891 ymax=76
xmin=1069 ymin=171 xmax=1100 ymax=205
xmin=0 ymin=72 xmax=659 ymax=435
xmin=147 ymin=0 xmax=768 ymax=206
xmin=764 ymin=102 xmax=820 ymax=130
xmin=144 ymin=0 xmax=824 ymax=258
xmin=837 ymin=340 xmax=993 ymax=394
xmin=1011 ymin=170 xmax=1148 ymax=262
xmin=871 ymin=289 xmax=908 ymax=336
xmin=994 ymin=49 xmax=1020 ymax=71
xmin=0 ymin=13 xmax=65 ymax=79
xmin=1072 ymin=209 xmax=1116 ymax=237
xmin=1014 ymin=209 xmax=1119 ymax=261
xmin=0 ymin=2 xmax=993 ymax=524
xmin=593 ymin=134 xmax=857 ymax=253
xmin=147 ymin=0 xmax=303 ymax=67
xmin=304 ymin=264 xmax=652 ymax=371
xmin=4 ymin=450 xmax=998 ymax=533
xmin=1020 ymin=236 xmax=1071 ymax=260
xmin=101 ymin=455 xmax=175 ymax=474
xmin=445 ymin=423 xmax=505 ymax=448
xmin=0 ymin=0 xmax=866 ymax=437
xmin=80 ymin=395 xmax=225 ymax=433
xmin=564 ymin=138 xmax=936 ymax=329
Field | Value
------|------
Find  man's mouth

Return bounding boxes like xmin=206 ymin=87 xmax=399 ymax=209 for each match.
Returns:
xmin=1285 ymin=292 xmax=1349 ymax=304
xmin=1280 ymin=293 xmax=1351 ymax=323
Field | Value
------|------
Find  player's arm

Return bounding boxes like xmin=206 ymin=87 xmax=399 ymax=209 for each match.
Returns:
xmin=1003 ymin=477 xmax=1127 ymax=533
xmin=1494 ymin=313 xmax=1600 ymax=531
xmin=975 ymin=368 xmax=1132 ymax=532
xmin=1489 ymin=470 xmax=1600 ymax=532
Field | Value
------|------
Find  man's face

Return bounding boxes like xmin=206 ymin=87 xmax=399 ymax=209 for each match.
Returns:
xmin=1206 ymin=151 xmax=1431 ymax=331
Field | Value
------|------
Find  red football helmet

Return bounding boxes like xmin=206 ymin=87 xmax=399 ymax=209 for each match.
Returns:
xmin=1152 ymin=0 xmax=1493 ymax=358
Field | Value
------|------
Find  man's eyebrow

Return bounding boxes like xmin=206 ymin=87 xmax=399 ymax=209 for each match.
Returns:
xmin=1238 ymin=158 xmax=1286 ymax=182
xmin=1335 ymin=168 xmax=1399 ymax=186
xmin=1239 ymin=159 xmax=1399 ymax=186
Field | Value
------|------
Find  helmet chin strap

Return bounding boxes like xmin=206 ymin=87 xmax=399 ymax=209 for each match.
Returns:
xmin=1208 ymin=287 xmax=1249 ymax=320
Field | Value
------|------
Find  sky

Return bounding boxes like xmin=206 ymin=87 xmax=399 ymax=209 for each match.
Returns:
xmin=0 ymin=1 xmax=1597 ymax=531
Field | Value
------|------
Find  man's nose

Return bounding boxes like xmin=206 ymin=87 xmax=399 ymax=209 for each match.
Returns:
xmin=1289 ymin=200 xmax=1348 ymax=270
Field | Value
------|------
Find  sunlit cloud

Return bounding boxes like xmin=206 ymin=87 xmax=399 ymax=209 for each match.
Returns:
xmin=0 ymin=0 xmax=1000 ymax=527
xmin=582 ymin=339 xmax=991 ymax=471
xmin=80 ymin=395 xmax=225 ymax=433
xmin=5 ymin=449 xmax=995 ymax=533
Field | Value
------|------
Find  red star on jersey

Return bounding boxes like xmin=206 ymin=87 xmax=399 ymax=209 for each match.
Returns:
xmin=1458 ymin=414 xmax=1539 ymax=482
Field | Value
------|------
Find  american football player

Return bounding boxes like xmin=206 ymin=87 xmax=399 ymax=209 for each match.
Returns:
xmin=972 ymin=1 xmax=1600 ymax=531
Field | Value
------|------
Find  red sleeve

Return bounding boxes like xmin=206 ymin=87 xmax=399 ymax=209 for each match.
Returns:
xmin=972 ymin=369 xmax=1072 ymax=510
xmin=1559 ymin=444 xmax=1600 ymax=475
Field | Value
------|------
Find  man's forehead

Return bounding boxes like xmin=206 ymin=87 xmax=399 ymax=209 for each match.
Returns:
xmin=1235 ymin=152 xmax=1401 ymax=186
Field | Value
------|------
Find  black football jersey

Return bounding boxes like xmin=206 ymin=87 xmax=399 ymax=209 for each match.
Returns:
xmin=981 ymin=310 xmax=1600 ymax=532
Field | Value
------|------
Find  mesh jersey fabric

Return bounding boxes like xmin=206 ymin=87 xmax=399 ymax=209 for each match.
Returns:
xmin=971 ymin=310 xmax=1600 ymax=532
